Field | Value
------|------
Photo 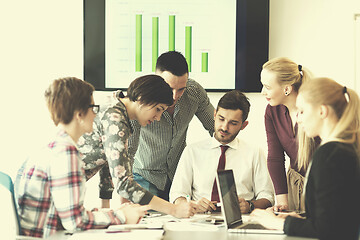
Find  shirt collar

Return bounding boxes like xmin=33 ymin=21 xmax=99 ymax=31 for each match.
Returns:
xmin=210 ymin=135 xmax=239 ymax=150
xmin=55 ymin=127 xmax=79 ymax=151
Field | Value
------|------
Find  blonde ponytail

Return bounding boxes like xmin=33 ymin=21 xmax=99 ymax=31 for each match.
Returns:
xmin=262 ymin=57 xmax=313 ymax=92
xmin=297 ymin=128 xmax=317 ymax=171
xmin=299 ymin=78 xmax=360 ymax=159
xmin=329 ymin=88 xmax=360 ymax=156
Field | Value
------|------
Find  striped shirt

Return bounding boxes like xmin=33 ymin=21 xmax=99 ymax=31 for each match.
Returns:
xmin=129 ymin=79 xmax=215 ymax=190
xmin=15 ymin=129 xmax=124 ymax=238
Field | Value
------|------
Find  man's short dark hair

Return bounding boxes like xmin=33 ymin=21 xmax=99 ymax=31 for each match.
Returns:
xmin=216 ymin=90 xmax=251 ymax=122
xmin=156 ymin=51 xmax=189 ymax=76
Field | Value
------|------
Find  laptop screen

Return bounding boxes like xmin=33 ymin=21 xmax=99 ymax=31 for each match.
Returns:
xmin=217 ymin=169 xmax=243 ymax=227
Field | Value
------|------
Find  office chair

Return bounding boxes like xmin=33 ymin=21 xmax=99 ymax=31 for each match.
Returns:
xmin=0 ymin=171 xmax=38 ymax=240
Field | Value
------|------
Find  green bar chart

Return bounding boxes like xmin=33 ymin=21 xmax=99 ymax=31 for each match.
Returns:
xmin=105 ymin=0 xmax=236 ymax=90
xmin=202 ymin=52 xmax=208 ymax=72
xmin=152 ymin=17 xmax=159 ymax=72
xmin=134 ymin=16 xmax=200 ymax=73
xmin=185 ymin=26 xmax=192 ymax=72
xmin=136 ymin=14 xmax=142 ymax=72
xmin=169 ymin=15 xmax=175 ymax=51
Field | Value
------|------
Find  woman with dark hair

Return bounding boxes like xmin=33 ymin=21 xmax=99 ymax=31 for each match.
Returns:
xmin=78 ymin=74 xmax=197 ymax=218
xmin=15 ymin=77 xmax=148 ymax=238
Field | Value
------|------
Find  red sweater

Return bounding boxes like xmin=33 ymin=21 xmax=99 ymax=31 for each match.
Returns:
xmin=264 ymin=104 xmax=305 ymax=195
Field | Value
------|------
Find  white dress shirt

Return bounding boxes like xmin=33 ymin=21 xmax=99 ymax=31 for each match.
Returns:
xmin=169 ymin=136 xmax=274 ymax=204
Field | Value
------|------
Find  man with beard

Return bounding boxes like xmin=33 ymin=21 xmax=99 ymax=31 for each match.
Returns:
xmin=169 ymin=90 xmax=274 ymax=213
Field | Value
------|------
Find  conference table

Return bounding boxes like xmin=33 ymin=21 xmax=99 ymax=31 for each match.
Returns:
xmin=45 ymin=212 xmax=320 ymax=240
xmin=46 ymin=229 xmax=318 ymax=240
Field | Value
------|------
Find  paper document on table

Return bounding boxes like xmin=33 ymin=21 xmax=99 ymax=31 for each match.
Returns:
xmin=108 ymin=213 xmax=223 ymax=232
xmin=163 ymin=222 xmax=220 ymax=231
xmin=68 ymin=229 xmax=163 ymax=240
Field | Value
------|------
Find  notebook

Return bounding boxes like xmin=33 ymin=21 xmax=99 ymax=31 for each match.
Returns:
xmin=216 ymin=169 xmax=284 ymax=234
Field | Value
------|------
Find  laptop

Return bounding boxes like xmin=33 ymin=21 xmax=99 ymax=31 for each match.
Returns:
xmin=216 ymin=169 xmax=284 ymax=234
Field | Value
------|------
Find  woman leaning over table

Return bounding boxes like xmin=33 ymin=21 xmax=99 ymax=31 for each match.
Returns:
xmin=260 ymin=57 xmax=318 ymax=212
xmin=15 ymin=77 xmax=149 ymax=238
xmin=252 ymin=77 xmax=360 ymax=239
xmin=78 ymin=74 xmax=197 ymax=219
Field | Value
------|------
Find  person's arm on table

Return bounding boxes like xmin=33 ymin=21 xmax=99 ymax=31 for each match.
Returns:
xmin=169 ymin=145 xmax=204 ymax=213
xmin=238 ymin=197 xmax=272 ymax=213
xmin=50 ymin=147 xmax=147 ymax=233
xmin=250 ymin=209 xmax=286 ymax=230
xmin=175 ymin=196 xmax=216 ymax=213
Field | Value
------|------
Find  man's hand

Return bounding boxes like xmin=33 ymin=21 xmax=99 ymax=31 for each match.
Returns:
xmin=101 ymin=199 xmax=110 ymax=208
xmin=172 ymin=201 xmax=198 ymax=218
xmin=238 ymin=197 xmax=250 ymax=213
xmin=196 ymin=197 xmax=217 ymax=213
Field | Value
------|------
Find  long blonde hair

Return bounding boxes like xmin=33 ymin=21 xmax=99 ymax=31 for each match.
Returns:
xmin=299 ymin=77 xmax=360 ymax=158
xmin=263 ymin=57 xmax=315 ymax=170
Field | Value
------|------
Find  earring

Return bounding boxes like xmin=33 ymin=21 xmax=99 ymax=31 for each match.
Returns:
xmin=285 ymin=92 xmax=289 ymax=96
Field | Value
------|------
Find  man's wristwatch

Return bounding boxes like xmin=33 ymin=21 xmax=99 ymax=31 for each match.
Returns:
xmin=247 ymin=200 xmax=255 ymax=213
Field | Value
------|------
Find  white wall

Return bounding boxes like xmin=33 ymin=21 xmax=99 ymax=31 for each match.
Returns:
xmin=1 ymin=0 xmax=359 ymax=209
xmin=0 ymin=0 xmax=83 ymax=177
xmin=269 ymin=0 xmax=360 ymax=89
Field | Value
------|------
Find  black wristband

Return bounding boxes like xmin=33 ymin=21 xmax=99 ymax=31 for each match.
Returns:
xmin=246 ymin=200 xmax=255 ymax=213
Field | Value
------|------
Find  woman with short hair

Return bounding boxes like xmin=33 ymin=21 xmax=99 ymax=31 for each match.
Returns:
xmin=16 ymin=77 xmax=148 ymax=238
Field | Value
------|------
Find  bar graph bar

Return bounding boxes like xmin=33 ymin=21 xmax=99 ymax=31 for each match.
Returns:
xmin=169 ymin=15 xmax=175 ymax=51
xmin=134 ymin=14 xmax=208 ymax=73
xmin=136 ymin=14 xmax=142 ymax=72
xmin=152 ymin=17 xmax=159 ymax=72
xmin=202 ymin=52 xmax=208 ymax=72
xmin=185 ymin=26 xmax=192 ymax=72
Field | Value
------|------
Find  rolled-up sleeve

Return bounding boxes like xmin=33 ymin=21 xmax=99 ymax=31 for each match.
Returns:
xmin=253 ymin=146 xmax=275 ymax=205
xmin=169 ymin=146 xmax=194 ymax=203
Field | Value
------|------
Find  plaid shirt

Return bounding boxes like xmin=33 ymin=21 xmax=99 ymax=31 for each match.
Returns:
xmin=15 ymin=129 xmax=123 ymax=238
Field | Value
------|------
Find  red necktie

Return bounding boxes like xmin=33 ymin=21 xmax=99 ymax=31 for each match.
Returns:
xmin=211 ymin=145 xmax=229 ymax=202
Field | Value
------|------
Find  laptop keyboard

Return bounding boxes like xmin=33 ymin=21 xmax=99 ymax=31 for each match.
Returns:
xmin=237 ymin=223 xmax=266 ymax=230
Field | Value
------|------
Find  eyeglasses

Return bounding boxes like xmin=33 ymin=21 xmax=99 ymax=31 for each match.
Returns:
xmin=89 ymin=104 xmax=100 ymax=114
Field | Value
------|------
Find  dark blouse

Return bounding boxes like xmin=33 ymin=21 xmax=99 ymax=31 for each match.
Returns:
xmin=284 ymin=142 xmax=360 ymax=239
xmin=264 ymin=104 xmax=305 ymax=195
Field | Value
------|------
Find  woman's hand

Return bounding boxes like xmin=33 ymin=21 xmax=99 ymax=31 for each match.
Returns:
xmin=268 ymin=203 xmax=289 ymax=212
xmin=119 ymin=204 xmax=150 ymax=224
xmin=250 ymin=209 xmax=285 ymax=230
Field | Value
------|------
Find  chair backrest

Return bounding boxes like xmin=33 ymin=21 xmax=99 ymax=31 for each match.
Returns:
xmin=0 ymin=171 xmax=21 ymax=238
